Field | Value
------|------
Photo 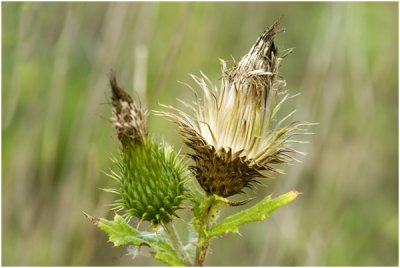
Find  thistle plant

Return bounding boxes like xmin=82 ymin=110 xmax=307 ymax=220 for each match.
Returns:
xmin=86 ymin=21 xmax=313 ymax=266
xmin=106 ymin=74 xmax=189 ymax=226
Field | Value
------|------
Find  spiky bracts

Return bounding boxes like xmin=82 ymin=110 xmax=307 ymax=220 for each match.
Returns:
xmin=107 ymin=74 xmax=188 ymax=225
xmin=107 ymin=140 xmax=189 ymax=225
xmin=159 ymin=21 xmax=311 ymax=197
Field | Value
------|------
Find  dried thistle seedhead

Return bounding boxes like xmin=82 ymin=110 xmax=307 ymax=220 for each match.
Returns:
xmin=109 ymin=72 xmax=148 ymax=146
xmin=159 ymin=21 xmax=311 ymax=197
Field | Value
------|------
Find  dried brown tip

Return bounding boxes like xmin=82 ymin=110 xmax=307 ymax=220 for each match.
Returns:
xmin=110 ymin=72 xmax=133 ymax=107
xmin=226 ymin=19 xmax=284 ymax=107
xmin=82 ymin=211 xmax=100 ymax=226
xmin=109 ymin=72 xmax=148 ymax=146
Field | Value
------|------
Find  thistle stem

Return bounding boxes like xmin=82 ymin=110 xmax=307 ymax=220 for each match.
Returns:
xmin=194 ymin=237 xmax=209 ymax=266
xmin=194 ymin=198 xmax=220 ymax=266
xmin=163 ymin=222 xmax=192 ymax=266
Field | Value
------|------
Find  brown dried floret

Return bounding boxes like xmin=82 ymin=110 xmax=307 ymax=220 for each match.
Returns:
xmin=109 ymin=72 xmax=148 ymax=146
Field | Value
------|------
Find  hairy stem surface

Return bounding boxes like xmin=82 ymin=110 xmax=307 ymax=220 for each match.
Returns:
xmin=163 ymin=222 xmax=192 ymax=265
xmin=194 ymin=198 xmax=221 ymax=266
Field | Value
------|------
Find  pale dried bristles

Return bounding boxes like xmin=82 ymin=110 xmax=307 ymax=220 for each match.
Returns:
xmin=159 ymin=21 xmax=312 ymax=197
xmin=109 ymin=73 xmax=148 ymax=146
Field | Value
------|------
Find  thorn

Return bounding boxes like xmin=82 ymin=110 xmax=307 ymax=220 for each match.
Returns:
xmin=82 ymin=211 xmax=100 ymax=225
xmin=226 ymin=197 xmax=256 ymax=207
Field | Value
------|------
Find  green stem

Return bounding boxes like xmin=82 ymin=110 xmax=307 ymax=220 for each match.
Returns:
xmin=163 ymin=222 xmax=192 ymax=266
xmin=194 ymin=198 xmax=221 ymax=266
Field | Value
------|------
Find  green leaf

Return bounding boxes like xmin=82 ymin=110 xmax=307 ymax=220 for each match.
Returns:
xmin=97 ymin=215 xmax=142 ymax=246
xmin=98 ymin=215 xmax=186 ymax=266
xmin=207 ymin=191 xmax=299 ymax=238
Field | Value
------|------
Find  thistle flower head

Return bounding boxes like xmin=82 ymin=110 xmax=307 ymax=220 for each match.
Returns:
xmin=107 ymin=74 xmax=188 ymax=225
xmin=159 ymin=21 xmax=310 ymax=197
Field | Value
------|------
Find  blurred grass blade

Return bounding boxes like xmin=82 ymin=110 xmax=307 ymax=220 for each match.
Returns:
xmin=97 ymin=215 xmax=186 ymax=266
xmin=207 ymin=191 xmax=299 ymax=238
xmin=185 ymin=178 xmax=206 ymax=206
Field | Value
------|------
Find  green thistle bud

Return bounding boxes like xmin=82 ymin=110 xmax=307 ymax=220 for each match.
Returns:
xmin=108 ymin=139 xmax=189 ymax=225
xmin=106 ymin=74 xmax=189 ymax=225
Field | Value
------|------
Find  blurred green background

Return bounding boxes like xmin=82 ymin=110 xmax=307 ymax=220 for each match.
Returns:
xmin=2 ymin=2 xmax=398 ymax=266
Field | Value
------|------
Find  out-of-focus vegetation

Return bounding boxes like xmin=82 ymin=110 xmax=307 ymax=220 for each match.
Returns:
xmin=2 ymin=2 xmax=398 ymax=266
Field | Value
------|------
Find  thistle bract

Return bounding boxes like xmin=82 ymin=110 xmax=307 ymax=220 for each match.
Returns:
xmin=108 ymin=139 xmax=188 ymax=225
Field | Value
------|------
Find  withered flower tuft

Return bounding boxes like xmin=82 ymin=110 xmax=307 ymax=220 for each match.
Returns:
xmin=159 ymin=21 xmax=311 ymax=197
xmin=110 ymin=72 xmax=148 ymax=146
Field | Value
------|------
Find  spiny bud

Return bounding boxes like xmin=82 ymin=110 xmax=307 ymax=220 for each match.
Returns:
xmin=109 ymin=72 xmax=147 ymax=146
xmin=159 ymin=20 xmax=312 ymax=198
xmin=106 ymin=74 xmax=188 ymax=224
xmin=108 ymin=140 xmax=189 ymax=225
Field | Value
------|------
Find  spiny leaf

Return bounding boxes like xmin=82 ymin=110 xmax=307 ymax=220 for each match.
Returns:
xmin=97 ymin=215 xmax=186 ymax=266
xmin=207 ymin=191 xmax=299 ymax=238
xmin=98 ymin=214 xmax=143 ymax=246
